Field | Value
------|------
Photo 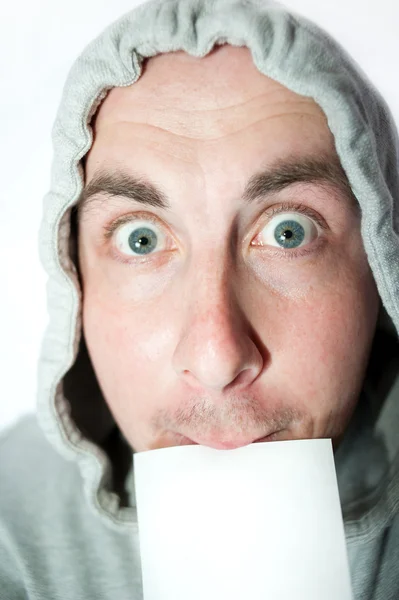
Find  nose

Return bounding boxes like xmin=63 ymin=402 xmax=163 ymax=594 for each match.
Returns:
xmin=172 ymin=266 xmax=264 ymax=392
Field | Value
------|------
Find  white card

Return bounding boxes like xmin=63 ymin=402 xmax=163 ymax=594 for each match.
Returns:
xmin=134 ymin=438 xmax=353 ymax=600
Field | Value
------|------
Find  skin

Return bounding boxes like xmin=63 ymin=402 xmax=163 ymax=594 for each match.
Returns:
xmin=78 ymin=44 xmax=380 ymax=453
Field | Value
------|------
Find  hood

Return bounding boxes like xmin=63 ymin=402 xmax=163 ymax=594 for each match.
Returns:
xmin=37 ymin=0 xmax=399 ymax=538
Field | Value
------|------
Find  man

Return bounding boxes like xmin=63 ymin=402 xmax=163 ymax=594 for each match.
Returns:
xmin=1 ymin=0 xmax=399 ymax=598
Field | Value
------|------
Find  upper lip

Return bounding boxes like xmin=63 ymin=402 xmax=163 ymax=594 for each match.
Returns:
xmin=178 ymin=433 xmax=277 ymax=450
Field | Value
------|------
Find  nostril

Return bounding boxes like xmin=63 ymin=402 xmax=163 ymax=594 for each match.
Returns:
xmin=224 ymin=368 xmax=252 ymax=390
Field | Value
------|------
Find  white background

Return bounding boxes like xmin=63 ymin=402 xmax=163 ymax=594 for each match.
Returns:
xmin=0 ymin=0 xmax=398 ymax=433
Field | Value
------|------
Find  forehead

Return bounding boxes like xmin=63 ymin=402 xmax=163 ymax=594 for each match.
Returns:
xmin=91 ymin=44 xmax=328 ymax=141
xmin=80 ymin=45 xmax=358 ymax=221
xmin=80 ymin=45 xmax=360 ymax=223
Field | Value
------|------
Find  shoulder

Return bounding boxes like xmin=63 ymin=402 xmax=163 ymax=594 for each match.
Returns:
xmin=0 ymin=413 xmax=78 ymax=477
xmin=0 ymin=418 xmax=138 ymax=598
xmin=0 ymin=414 xmax=84 ymax=522
xmin=0 ymin=416 xmax=86 ymax=592
xmin=0 ymin=413 xmax=54 ymax=459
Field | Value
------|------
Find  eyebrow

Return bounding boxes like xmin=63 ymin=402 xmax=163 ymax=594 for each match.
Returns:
xmin=77 ymin=153 xmax=359 ymax=219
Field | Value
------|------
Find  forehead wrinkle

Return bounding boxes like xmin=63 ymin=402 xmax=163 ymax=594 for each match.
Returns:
xmin=97 ymin=98 xmax=325 ymax=141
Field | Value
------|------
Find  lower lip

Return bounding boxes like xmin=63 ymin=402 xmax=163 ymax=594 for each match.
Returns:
xmin=179 ymin=432 xmax=280 ymax=449
xmin=254 ymin=433 xmax=280 ymax=443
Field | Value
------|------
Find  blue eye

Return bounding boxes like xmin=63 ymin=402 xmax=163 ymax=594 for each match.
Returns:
xmin=114 ymin=221 xmax=166 ymax=257
xmin=128 ymin=227 xmax=158 ymax=255
xmin=259 ymin=212 xmax=319 ymax=250
xmin=274 ymin=220 xmax=305 ymax=249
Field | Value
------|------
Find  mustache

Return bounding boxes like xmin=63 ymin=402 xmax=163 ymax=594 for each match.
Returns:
xmin=152 ymin=394 xmax=303 ymax=440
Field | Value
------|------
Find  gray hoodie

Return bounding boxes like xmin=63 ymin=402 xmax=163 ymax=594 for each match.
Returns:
xmin=1 ymin=0 xmax=399 ymax=598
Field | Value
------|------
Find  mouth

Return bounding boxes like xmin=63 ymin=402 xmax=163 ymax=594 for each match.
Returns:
xmin=177 ymin=431 xmax=281 ymax=450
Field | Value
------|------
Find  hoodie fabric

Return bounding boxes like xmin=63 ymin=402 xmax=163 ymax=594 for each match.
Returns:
xmin=1 ymin=0 xmax=399 ymax=598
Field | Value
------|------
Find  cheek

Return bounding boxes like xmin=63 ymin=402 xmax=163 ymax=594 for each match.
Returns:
xmin=81 ymin=286 xmax=175 ymax=395
xmin=273 ymin=266 xmax=379 ymax=424
xmin=79 ymin=232 xmax=179 ymax=369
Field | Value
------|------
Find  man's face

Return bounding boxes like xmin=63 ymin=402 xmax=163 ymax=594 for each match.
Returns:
xmin=78 ymin=45 xmax=379 ymax=452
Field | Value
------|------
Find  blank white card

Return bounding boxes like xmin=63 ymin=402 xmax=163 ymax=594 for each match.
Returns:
xmin=134 ymin=438 xmax=353 ymax=600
